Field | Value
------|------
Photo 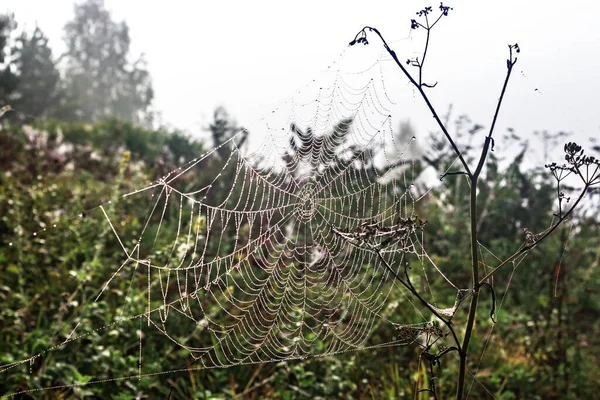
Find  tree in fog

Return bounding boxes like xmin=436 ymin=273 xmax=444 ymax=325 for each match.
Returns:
xmin=207 ymin=106 xmax=247 ymax=158
xmin=9 ymin=26 xmax=61 ymax=120
xmin=61 ymin=0 xmax=153 ymax=123
xmin=0 ymin=13 xmax=18 ymax=106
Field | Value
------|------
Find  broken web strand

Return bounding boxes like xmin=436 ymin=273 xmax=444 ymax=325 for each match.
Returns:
xmin=4 ymin=42 xmax=458 ymax=397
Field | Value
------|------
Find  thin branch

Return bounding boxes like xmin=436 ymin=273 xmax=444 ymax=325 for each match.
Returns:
xmin=352 ymin=26 xmax=472 ymax=177
xmin=375 ymin=251 xmax=462 ymax=353
xmin=474 ymin=46 xmax=518 ymax=178
xmin=477 ymin=183 xmax=590 ymax=287
xmin=458 ymin=43 xmax=519 ymax=400
xmin=440 ymin=170 xmax=469 ymax=180
xmin=420 ymin=17 xmax=431 ymax=86
xmin=437 ymin=346 xmax=460 ymax=358
xmin=457 ymin=177 xmax=480 ymax=399
xmin=430 ymin=12 xmax=446 ymax=28
xmin=422 ymin=81 xmax=438 ymax=88
xmin=482 ymin=282 xmax=496 ymax=323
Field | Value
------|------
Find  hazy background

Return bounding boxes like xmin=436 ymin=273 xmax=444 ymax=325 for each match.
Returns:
xmin=4 ymin=0 xmax=599 ymax=147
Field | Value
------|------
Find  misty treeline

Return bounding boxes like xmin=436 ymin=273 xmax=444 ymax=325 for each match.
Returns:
xmin=0 ymin=0 xmax=152 ymax=124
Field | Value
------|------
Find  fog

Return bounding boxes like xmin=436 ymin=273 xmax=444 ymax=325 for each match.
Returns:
xmin=5 ymin=0 xmax=600 ymax=156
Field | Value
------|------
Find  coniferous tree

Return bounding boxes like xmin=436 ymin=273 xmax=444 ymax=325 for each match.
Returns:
xmin=10 ymin=26 xmax=61 ymax=120
xmin=0 ymin=13 xmax=18 ymax=107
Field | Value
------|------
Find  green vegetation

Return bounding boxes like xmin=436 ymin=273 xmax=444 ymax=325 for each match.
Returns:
xmin=0 ymin=114 xmax=598 ymax=399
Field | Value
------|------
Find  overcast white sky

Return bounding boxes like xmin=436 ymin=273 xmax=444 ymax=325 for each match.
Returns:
xmin=4 ymin=0 xmax=600 ymax=159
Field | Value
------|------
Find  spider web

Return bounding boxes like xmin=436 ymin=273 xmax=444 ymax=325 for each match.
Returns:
xmin=1 ymin=43 xmax=462 ymax=396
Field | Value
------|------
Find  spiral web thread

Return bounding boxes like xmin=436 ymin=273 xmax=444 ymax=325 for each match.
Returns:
xmin=1 ymin=45 xmax=463 ymax=395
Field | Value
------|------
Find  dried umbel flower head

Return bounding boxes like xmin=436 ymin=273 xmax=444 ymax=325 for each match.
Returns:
xmin=439 ymin=2 xmax=453 ymax=16
xmin=411 ymin=3 xmax=453 ymax=30
xmin=396 ymin=325 xmax=420 ymax=342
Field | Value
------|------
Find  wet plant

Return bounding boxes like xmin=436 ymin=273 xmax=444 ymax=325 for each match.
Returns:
xmin=350 ymin=4 xmax=597 ymax=399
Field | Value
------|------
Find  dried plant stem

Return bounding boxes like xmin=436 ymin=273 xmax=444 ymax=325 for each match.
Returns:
xmin=351 ymin=10 xmax=594 ymax=398
xmin=357 ymin=26 xmax=472 ymax=176
xmin=456 ymin=180 xmax=481 ymax=398
xmin=355 ymin=22 xmax=518 ymax=399
xmin=375 ymin=252 xmax=462 ymax=352
xmin=457 ymin=47 xmax=516 ymax=399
